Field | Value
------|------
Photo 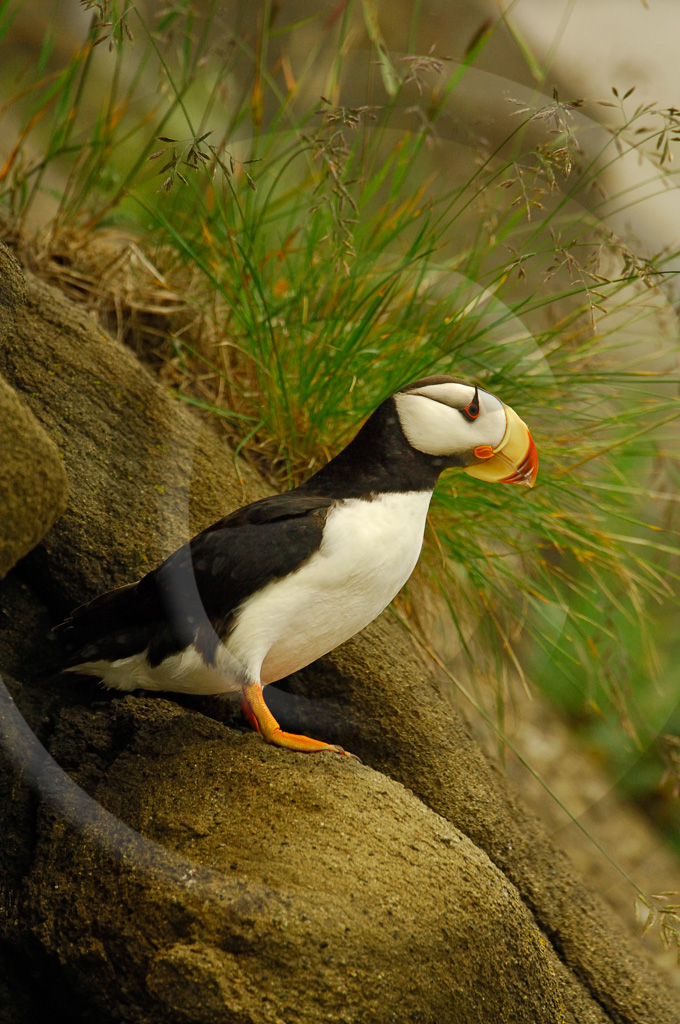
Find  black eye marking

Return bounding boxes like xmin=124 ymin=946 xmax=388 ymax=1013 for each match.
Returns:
xmin=461 ymin=385 xmax=480 ymax=422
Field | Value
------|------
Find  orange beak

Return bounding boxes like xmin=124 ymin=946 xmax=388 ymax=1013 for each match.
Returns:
xmin=464 ymin=405 xmax=538 ymax=488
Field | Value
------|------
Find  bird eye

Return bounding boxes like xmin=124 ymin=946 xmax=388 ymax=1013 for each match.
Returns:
xmin=461 ymin=385 xmax=480 ymax=422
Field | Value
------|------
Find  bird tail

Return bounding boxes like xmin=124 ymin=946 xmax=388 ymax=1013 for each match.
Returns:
xmin=54 ymin=582 xmax=151 ymax=668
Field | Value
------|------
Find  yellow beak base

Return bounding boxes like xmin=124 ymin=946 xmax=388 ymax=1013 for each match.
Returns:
xmin=463 ymin=406 xmax=538 ymax=487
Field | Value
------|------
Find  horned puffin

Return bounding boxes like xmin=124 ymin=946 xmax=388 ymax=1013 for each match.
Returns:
xmin=57 ymin=375 xmax=538 ymax=758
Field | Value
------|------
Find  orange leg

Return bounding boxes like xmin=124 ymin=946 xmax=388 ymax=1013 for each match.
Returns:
xmin=241 ymin=681 xmax=359 ymax=761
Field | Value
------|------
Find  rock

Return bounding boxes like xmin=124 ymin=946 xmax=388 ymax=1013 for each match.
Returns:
xmin=14 ymin=695 xmax=570 ymax=1024
xmin=0 ymin=372 xmax=69 ymax=576
xmin=0 ymin=241 xmax=26 ymax=329
xmin=0 ymin=240 xmax=264 ymax=609
xmin=0 ymin=245 xmax=68 ymax=576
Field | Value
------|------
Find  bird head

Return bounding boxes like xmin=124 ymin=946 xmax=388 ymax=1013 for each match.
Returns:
xmin=394 ymin=375 xmax=538 ymax=487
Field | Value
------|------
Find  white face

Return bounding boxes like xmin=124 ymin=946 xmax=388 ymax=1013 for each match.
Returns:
xmin=394 ymin=380 xmax=507 ymax=460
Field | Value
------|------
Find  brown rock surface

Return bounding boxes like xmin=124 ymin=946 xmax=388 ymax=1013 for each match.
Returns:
xmin=0 ymin=240 xmax=265 ymax=608
xmin=3 ymin=693 xmax=570 ymax=1024
xmin=0 ymin=372 xmax=69 ymax=577
xmin=0 ymin=244 xmax=69 ymax=576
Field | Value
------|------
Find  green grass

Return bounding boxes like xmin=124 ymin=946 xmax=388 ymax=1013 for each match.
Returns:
xmin=2 ymin=0 xmax=679 ymax=940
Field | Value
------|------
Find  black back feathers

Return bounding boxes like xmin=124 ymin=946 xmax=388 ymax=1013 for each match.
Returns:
xmin=57 ymin=493 xmax=335 ymax=669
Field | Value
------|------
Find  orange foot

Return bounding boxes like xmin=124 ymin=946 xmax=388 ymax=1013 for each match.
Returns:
xmin=241 ymin=682 xmax=360 ymax=761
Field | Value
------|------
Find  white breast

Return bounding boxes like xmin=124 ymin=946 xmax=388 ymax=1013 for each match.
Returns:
xmin=228 ymin=490 xmax=433 ymax=684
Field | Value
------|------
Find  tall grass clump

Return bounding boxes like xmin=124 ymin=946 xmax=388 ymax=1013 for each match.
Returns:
xmin=1 ymin=0 xmax=679 ymax=943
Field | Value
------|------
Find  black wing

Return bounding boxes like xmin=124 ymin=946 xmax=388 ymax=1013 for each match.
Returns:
xmin=57 ymin=492 xmax=335 ymax=669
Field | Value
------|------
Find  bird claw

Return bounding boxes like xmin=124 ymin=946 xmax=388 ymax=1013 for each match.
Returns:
xmin=329 ymin=744 xmax=362 ymax=763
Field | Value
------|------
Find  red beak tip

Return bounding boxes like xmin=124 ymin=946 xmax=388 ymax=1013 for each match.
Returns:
xmin=501 ymin=434 xmax=538 ymax=487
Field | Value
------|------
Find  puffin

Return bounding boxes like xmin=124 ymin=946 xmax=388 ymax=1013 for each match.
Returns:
xmin=57 ymin=375 xmax=538 ymax=758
